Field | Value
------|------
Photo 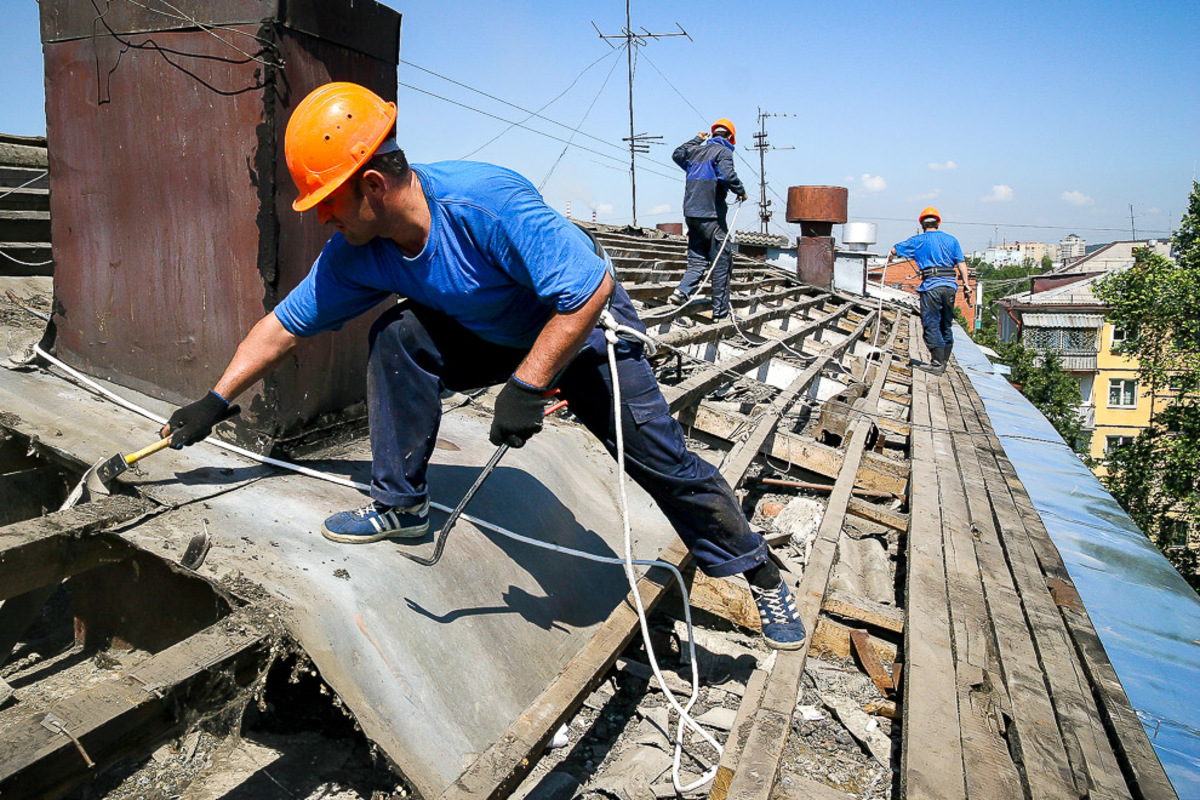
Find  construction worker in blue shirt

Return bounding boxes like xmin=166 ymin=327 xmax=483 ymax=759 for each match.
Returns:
xmin=159 ymin=83 xmax=806 ymax=650
xmin=669 ymin=119 xmax=747 ymax=319
xmin=890 ymin=207 xmax=972 ymax=374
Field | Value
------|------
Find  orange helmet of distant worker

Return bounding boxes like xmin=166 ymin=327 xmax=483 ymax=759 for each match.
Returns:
xmin=285 ymin=82 xmax=398 ymax=212
xmin=918 ymin=206 xmax=941 ymax=224
xmin=711 ymin=118 xmax=736 ymax=145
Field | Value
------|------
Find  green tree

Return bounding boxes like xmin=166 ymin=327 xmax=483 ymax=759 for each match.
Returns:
xmin=1093 ymin=181 xmax=1200 ymax=585
xmin=985 ymin=338 xmax=1088 ymax=455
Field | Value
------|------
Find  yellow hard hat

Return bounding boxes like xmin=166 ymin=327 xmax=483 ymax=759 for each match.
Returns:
xmin=285 ymin=82 xmax=398 ymax=212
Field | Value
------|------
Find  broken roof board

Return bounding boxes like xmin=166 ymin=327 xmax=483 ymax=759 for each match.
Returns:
xmin=0 ymin=356 xmax=681 ymax=798
xmin=955 ymin=329 xmax=1200 ymax=797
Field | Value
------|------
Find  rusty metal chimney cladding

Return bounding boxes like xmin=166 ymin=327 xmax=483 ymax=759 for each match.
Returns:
xmin=39 ymin=0 xmax=401 ymax=452
xmin=786 ymin=186 xmax=848 ymax=290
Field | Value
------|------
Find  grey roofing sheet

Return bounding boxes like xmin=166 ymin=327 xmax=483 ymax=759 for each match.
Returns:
xmin=0 ymin=346 xmax=679 ymax=798
xmin=954 ymin=328 xmax=1200 ymax=796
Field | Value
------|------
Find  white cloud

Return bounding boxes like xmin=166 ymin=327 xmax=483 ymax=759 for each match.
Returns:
xmin=649 ymin=203 xmax=672 ymax=215
xmin=860 ymin=173 xmax=887 ymax=193
xmin=928 ymin=160 xmax=957 ymax=172
xmin=1062 ymin=190 xmax=1094 ymax=207
xmin=595 ymin=203 xmax=614 ymax=215
xmin=981 ymin=184 xmax=1013 ymax=203
xmin=906 ymin=189 xmax=941 ymax=203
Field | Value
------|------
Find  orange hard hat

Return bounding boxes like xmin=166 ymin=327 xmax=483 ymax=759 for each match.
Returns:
xmin=919 ymin=206 xmax=941 ymax=224
xmin=711 ymin=118 xmax=736 ymax=145
xmin=285 ymin=82 xmax=398 ymax=212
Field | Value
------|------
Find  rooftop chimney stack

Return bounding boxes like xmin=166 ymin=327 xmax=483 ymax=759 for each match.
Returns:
xmin=40 ymin=0 xmax=402 ymax=452
xmin=786 ymin=186 xmax=848 ymax=289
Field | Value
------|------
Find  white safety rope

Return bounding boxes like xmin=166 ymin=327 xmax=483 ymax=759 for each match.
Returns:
xmin=599 ymin=314 xmax=722 ymax=791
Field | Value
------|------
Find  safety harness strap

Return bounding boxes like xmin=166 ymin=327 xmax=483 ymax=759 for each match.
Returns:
xmin=921 ymin=264 xmax=959 ymax=279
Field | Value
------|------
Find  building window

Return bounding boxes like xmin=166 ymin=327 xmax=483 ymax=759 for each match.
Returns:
xmin=1111 ymin=324 xmax=1138 ymax=348
xmin=1108 ymin=378 xmax=1138 ymax=408
xmin=1025 ymin=327 xmax=1097 ymax=352
xmin=1105 ymin=435 xmax=1135 ymax=453
xmin=1161 ymin=518 xmax=1190 ymax=549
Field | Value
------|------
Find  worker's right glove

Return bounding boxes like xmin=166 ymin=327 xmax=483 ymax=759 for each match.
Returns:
xmin=164 ymin=391 xmax=240 ymax=449
xmin=736 ymin=193 xmax=748 ymax=203
xmin=490 ymin=377 xmax=547 ymax=448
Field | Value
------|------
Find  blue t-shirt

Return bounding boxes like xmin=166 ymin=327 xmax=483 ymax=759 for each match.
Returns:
xmin=274 ymin=162 xmax=607 ymax=349
xmin=894 ymin=230 xmax=964 ymax=292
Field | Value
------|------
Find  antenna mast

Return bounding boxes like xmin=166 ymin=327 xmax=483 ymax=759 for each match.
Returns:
xmin=592 ymin=2 xmax=689 ymax=227
xmin=747 ymin=108 xmax=794 ymax=233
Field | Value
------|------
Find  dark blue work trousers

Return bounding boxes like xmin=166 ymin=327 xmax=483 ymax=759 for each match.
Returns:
xmin=919 ymin=284 xmax=958 ymax=349
xmin=676 ymin=217 xmax=733 ymax=318
xmin=365 ymin=285 xmax=767 ymax=578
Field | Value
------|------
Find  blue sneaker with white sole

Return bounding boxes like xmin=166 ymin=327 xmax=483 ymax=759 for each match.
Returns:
xmin=750 ymin=580 xmax=807 ymax=650
xmin=322 ymin=498 xmax=430 ymax=543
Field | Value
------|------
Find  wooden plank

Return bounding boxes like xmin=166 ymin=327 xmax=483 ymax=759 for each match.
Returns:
xmin=440 ymin=542 xmax=691 ymax=800
xmin=846 ymin=496 xmax=908 ymax=532
xmin=688 ymin=405 xmax=909 ymax=495
xmin=821 ymin=592 xmax=904 ymax=635
xmin=936 ymin=377 xmax=1082 ymax=799
xmin=948 ymin=370 xmax=1152 ymax=799
xmin=901 ymin=365 xmax=968 ymax=800
xmin=0 ymin=608 xmax=267 ymax=800
xmin=810 ymin=616 xmax=898 ymax=664
xmin=662 ymin=305 xmax=852 ymax=413
xmin=655 ymin=296 xmax=832 ymax=348
xmin=0 ymin=495 xmax=149 ymax=600
xmin=929 ymin=385 xmax=1033 ymax=798
xmin=718 ymin=313 xmax=875 ymax=484
xmin=850 ymin=628 xmax=896 ymax=696
xmin=724 ymin=318 xmax=901 ymax=800
xmin=707 ymin=669 xmax=768 ymax=800
xmin=688 ymin=572 xmax=759 ymax=631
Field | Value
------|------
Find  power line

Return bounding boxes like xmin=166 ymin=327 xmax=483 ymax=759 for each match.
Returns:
xmin=401 ymin=55 xmax=625 ymax=159
xmin=539 ymin=47 xmax=626 ymax=191
xmin=869 ymin=215 xmax=1173 ymax=236
xmin=398 ymin=82 xmax=680 ymax=182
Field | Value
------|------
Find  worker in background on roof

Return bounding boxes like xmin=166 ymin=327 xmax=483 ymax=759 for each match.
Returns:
xmin=889 ymin=207 xmax=971 ymax=375
xmin=159 ymin=83 xmax=805 ymax=650
xmin=668 ymin=119 xmax=747 ymax=319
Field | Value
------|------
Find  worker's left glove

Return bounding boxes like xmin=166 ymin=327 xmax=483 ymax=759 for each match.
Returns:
xmin=736 ymin=193 xmax=747 ymax=203
xmin=490 ymin=377 xmax=547 ymax=448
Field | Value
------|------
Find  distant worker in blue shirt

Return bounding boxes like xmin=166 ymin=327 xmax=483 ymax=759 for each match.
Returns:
xmin=669 ymin=119 xmax=747 ymax=320
xmin=890 ymin=207 xmax=972 ymax=374
xmin=159 ymin=83 xmax=806 ymax=650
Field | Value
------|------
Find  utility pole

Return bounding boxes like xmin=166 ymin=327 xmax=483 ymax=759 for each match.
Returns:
xmin=592 ymin=3 xmax=689 ymax=227
xmin=1130 ymin=204 xmax=1137 ymax=240
xmin=747 ymin=108 xmax=794 ymax=233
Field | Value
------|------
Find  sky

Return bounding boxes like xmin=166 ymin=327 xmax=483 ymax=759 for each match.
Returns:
xmin=2 ymin=0 xmax=1198 ymax=253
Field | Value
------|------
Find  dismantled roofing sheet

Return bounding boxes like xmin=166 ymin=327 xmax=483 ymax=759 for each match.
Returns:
xmin=0 ymin=349 xmax=680 ymax=797
xmin=955 ymin=328 xmax=1200 ymax=796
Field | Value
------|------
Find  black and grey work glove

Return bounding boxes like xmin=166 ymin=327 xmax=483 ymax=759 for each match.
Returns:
xmin=736 ymin=193 xmax=748 ymax=203
xmin=490 ymin=377 xmax=547 ymax=448
xmin=165 ymin=391 xmax=240 ymax=449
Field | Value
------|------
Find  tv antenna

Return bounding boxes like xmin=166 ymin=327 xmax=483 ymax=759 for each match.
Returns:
xmin=592 ymin=2 xmax=690 ymax=227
